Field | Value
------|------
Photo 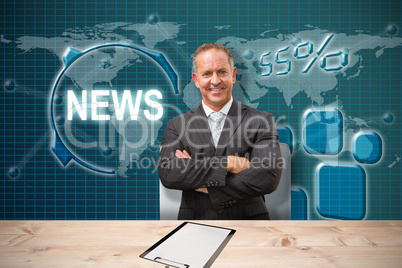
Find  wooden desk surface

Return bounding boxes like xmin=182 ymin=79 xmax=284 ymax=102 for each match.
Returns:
xmin=0 ymin=220 xmax=401 ymax=267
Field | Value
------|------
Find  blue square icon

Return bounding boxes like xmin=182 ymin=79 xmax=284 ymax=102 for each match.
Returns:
xmin=302 ymin=108 xmax=343 ymax=155
xmin=291 ymin=187 xmax=308 ymax=220
xmin=352 ymin=131 xmax=382 ymax=164
xmin=316 ymin=163 xmax=366 ymax=220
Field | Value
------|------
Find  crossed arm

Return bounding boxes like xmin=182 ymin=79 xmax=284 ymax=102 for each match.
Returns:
xmin=158 ymin=113 xmax=283 ymax=210
xmin=174 ymin=149 xmax=251 ymax=194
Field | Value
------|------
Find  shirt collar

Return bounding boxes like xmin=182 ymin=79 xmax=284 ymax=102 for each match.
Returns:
xmin=202 ymin=96 xmax=233 ymax=117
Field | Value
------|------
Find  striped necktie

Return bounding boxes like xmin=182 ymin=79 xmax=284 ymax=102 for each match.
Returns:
xmin=209 ymin=111 xmax=225 ymax=147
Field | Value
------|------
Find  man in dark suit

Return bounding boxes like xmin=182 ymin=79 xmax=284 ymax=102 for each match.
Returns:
xmin=158 ymin=43 xmax=283 ymax=220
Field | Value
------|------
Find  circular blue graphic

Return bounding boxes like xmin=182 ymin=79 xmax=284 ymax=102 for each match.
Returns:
xmin=101 ymin=146 xmax=114 ymax=156
xmin=352 ymin=131 xmax=383 ymax=164
xmin=383 ymin=112 xmax=394 ymax=124
xmin=8 ymin=167 xmax=19 ymax=178
xmin=243 ymin=49 xmax=254 ymax=60
xmin=387 ymin=25 xmax=398 ymax=35
xmin=50 ymin=43 xmax=178 ymax=175
xmin=4 ymin=80 xmax=15 ymax=91
xmin=148 ymin=15 xmax=159 ymax=25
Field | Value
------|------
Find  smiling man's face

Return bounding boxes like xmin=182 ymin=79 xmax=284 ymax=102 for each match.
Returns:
xmin=192 ymin=48 xmax=237 ymax=112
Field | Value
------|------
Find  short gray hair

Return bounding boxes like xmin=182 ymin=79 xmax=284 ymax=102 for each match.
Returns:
xmin=192 ymin=42 xmax=234 ymax=73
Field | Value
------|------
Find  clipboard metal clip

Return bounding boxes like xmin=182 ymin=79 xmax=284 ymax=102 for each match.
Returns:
xmin=154 ymin=257 xmax=189 ymax=268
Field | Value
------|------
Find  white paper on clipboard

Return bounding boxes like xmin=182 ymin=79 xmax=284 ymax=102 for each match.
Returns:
xmin=140 ymin=222 xmax=236 ymax=268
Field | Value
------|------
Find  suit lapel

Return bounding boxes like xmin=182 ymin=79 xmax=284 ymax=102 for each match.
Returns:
xmin=215 ymin=99 xmax=247 ymax=156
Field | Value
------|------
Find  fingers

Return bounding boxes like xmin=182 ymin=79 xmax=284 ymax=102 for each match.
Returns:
xmin=182 ymin=150 xmax=191 ymax=158
xmin=195 ymin=188 xmax=209 ymax=194
xmin=175 ymin=150 xmax=185 ymax=158
xmin=175 ymin=149 xmax=191 ymax=159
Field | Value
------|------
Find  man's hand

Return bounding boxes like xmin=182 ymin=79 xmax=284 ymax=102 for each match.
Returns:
xmin=227 ymin=155 xmax=251 ymax=174
xmin=175 ymin=149 xmax=191 ymax=159
xmin=195 ymin=188 xmax=209 ymax=194
xmin=175 ymin=150 xmax=209 ymax=194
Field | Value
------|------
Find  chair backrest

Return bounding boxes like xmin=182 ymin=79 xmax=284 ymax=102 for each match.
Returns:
xmin=264 ymin=143 xmax=291 ymax=220
xmin=159 ymin=143 xmax=291 ymax=220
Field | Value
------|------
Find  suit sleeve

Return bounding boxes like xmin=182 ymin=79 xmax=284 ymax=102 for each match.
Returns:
xmin=157 ymin=118 xmax=228 ymax=190
xmin=207 ymin=112 xmax=283 ymax=210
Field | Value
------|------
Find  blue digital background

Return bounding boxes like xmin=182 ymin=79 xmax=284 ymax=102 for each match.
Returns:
xmin=1 ymin=0 xmax=401 ymax=220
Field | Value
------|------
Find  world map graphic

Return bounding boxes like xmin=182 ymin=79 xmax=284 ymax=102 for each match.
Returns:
xmin=2 ymin=20 xmax=401 ymax=220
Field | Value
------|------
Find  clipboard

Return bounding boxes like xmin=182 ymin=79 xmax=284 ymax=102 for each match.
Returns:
xmin=140 ymin=222 xmax=236 ymax=268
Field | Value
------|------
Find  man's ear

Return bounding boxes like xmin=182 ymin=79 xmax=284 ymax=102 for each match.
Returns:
xmin=232 ymin=67 xmax=237 ymax=84
xmin=192 ymin=73 xmax=200 ymax=88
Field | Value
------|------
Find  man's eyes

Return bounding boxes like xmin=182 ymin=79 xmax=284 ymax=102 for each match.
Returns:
xmin=202 ymin=71 xmax=227 ymax=76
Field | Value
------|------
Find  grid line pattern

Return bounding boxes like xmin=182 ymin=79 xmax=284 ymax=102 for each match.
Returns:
xmin=1 ymin=0 xmax=401 ymax=220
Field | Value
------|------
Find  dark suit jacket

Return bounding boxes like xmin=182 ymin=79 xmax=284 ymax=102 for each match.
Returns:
xmin=157 ymin=99 xmax=282 ymax=220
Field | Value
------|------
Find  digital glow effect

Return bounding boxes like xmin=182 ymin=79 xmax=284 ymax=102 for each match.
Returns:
xmin=302 ymin=108 xmax=343 ymax=155
xmin=67 ymin=89 xmax=163 ymax=121
xmin=50 ymin=43 xmax=178 ymax=175
xmin=316 ymin=163 xmax=367 ymax=220
xmin=259 ymin=34 xmax=349 ymax=76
